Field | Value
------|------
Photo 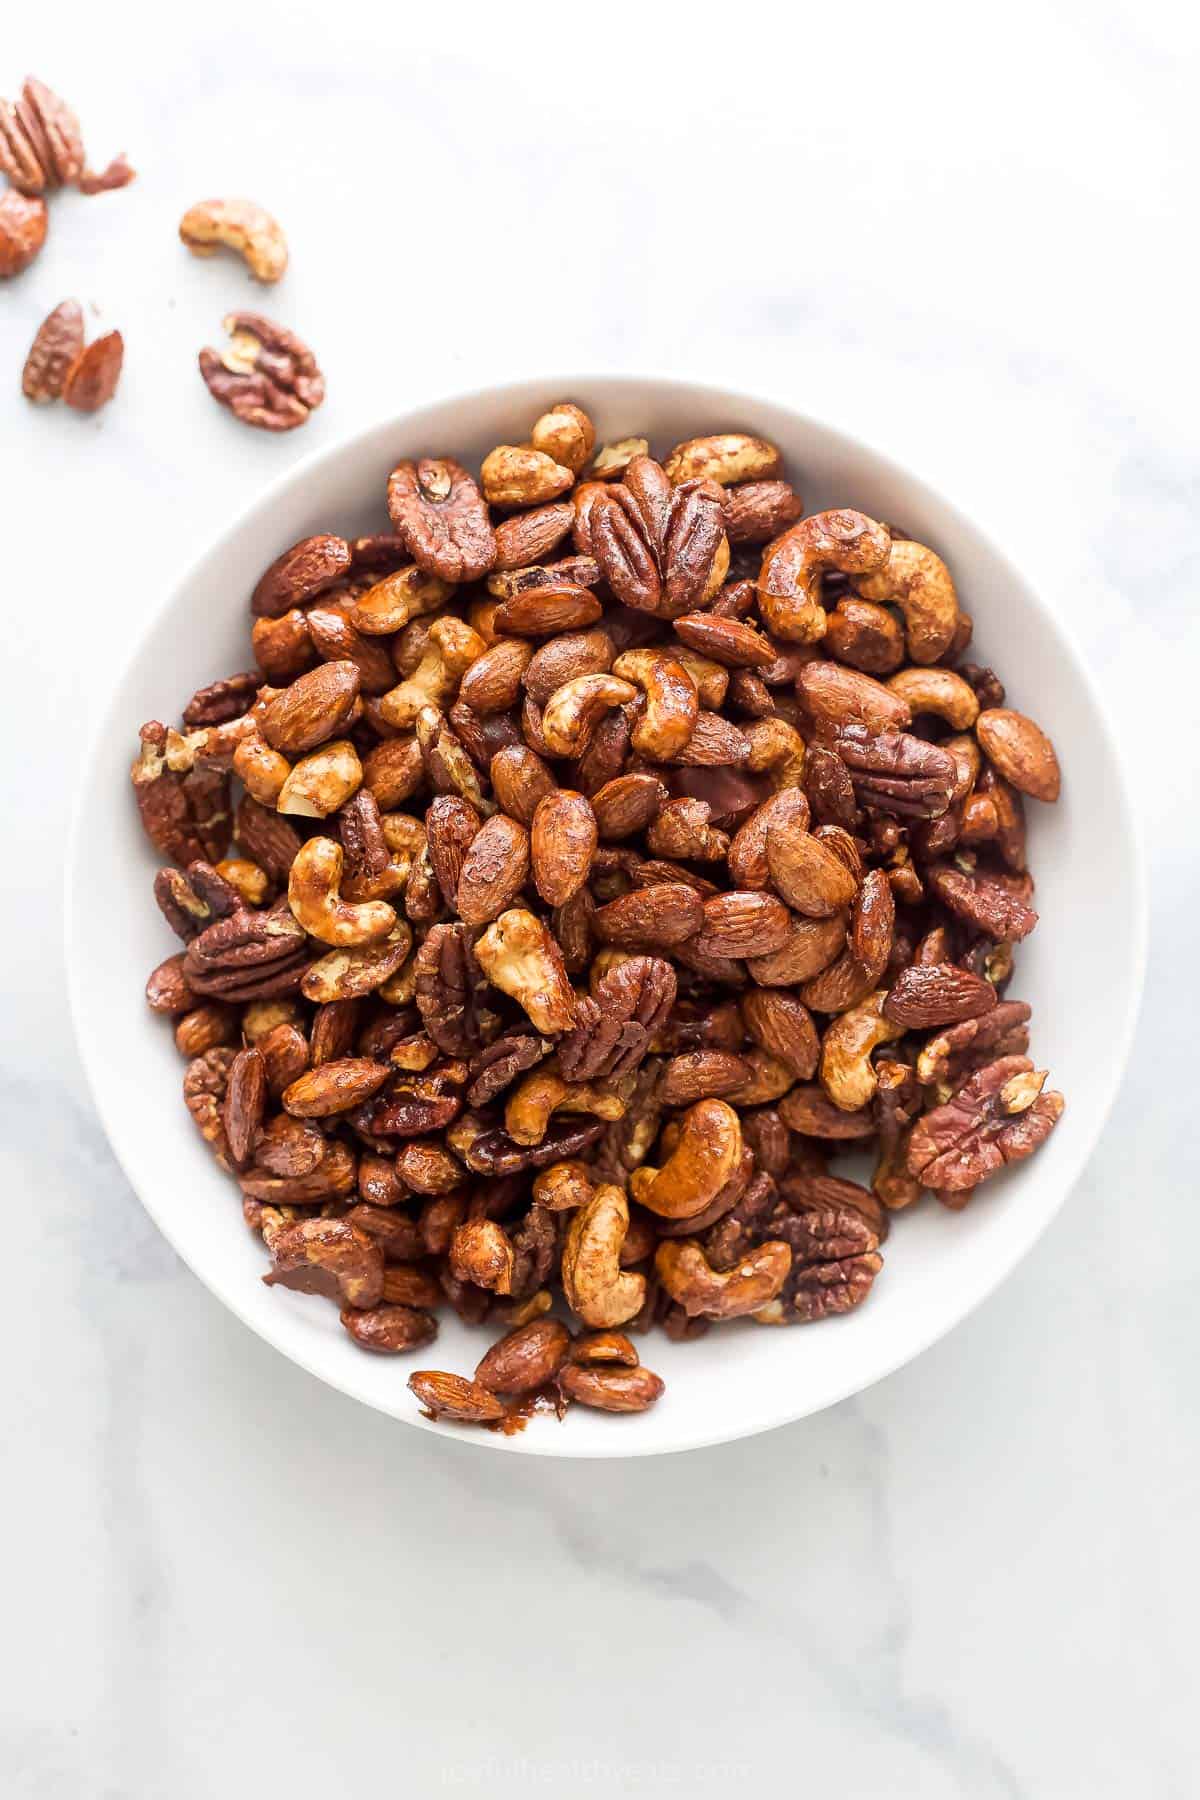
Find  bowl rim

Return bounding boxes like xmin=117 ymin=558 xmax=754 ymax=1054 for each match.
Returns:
xmin=65 ymin=372 xmax=1149 ymax=1458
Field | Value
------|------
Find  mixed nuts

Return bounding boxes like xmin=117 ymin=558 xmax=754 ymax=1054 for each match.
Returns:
xmin=132 ymin=402 xmax=1065 ymax=1431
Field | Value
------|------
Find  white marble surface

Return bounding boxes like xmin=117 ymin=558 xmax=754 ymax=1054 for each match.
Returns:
xmin=3 ymin=2 xmax=1197 ymax=1793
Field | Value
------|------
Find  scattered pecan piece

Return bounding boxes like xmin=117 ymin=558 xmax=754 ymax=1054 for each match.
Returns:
xmin=199 ymin=312 xmax=324 ymax=431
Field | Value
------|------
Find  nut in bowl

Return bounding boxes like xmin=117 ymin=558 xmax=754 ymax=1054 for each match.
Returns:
xmin=66 ymin=378 xmax=1145 ymax=1456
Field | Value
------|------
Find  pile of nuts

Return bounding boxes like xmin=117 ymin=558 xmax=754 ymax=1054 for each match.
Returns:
xmin=133 ymin=403 xmax=1065 ymax=1430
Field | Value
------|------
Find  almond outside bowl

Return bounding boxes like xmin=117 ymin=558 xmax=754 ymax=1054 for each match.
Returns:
xmin=65 ymin=376 xmax=1147 ymax=1457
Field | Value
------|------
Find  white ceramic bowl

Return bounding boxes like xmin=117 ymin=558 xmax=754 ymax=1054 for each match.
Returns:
xmin=66 ymin=376 xmax=1146 ymax=1457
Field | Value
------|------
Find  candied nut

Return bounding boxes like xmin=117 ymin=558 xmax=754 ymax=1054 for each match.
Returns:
xmin=493 ymin=583 xmax=603 ymax=637
xmin=766 ymin=827 xmax=857 ymax=918
xmin=884 ymin=963 xmax=997 ymax=1028
xmin=853 ymin=538 xmax=961 ymax=664
xmin=660 ymin=1050 xmax=750 ymax=1106
xmin=778 ymin=1083 xmax=875 ymax=1138
xmin=282 ymin=1057 xmax=390 ymax=1117
xmin=833 ymin=725 xmax=956 ymax=819
xmin=239 ymin=1140 xmax=357 ymax=1204
xmin=252 ymin=535 xmax=352 ymax=619
xmin=611 ymin=649 xmax=699 ymax=760
xmin=62 ymin=331 xmax=124 ymax=413
xmin=380 ymin=617 xmax=485 ymax=731
xmin=530 ymin=402 xmax=596 ymax=474
xmin=916 ymin=1000 xmax=1033 ymax=1087
xmin=349 ymin=565 xmax=451 ymax=637
xmin=741 ymin=989 xmax=819 ymax=1080
xmin=588 ymin=436 xmax=648 ymax=481
xmin=489 ymin=744 xmax=558 ymax=825
xmin=798 ymin=868 xmax=894 ymax=1013
xmin=728 ymin=788 xmax=810 ymax=888
xmin=630 ymin=1100 xmax=742 ymax=1221
xmin=183 ymin=1047 xmax=235 ymax=1165
xmin=21 ymin=299 xmax=83 ymax=401
xmin=408 ymin=1370 xmax=505 ymax=1423
xmin=926 ymin=863 xmax=1038 ymax=942
xmin=262 ymin=661 xmax=360 ymax=755
xmin=695 ymin=890 xmax=791 ymax=959
xmin=458 ymin=638 xmax=533 ymax=716
xmin=886 ymin=666 xmax=980 ymax=729
xmin=798 ymin=661 xmax=912 ymax=735
xmin=646 ymin=798 xmax=728 ymax=861
xmin=233 ymin=796 xmax=302 ymax=883
xmin=561 ymin=1184 xmax=646 ymax=1328
xmin=450 ymin=1218 xmax=516 ymax=1294
xmin=570 ymin=1331 xmax=640 ymax=1366
xmin=264 ymin=1216 xmax=383 ymax=1308
xmin=252 ymin=1114 xmax=327 ymax=1179
xmin=287 ymin=837 xmax=396 ymax=947
xmin=672 ymin=611 xmax=774 ymax=669
xmin=593 ymin=883 xmax=703 ymax=950
xmin=387 ymin=457 xmax=496 ymax=583
xmin=474 ymin=908 xmax=576 ymax=1034
xmin=361 ymin=736 xmax=424 ymax=811
xmin=475 ymin=1317 xmax=571 ymax=1393
xmin=223 ymin=1046 xmax=267 ymax=1167
xmin=394 ymin=1141 xmax=462 ymax=1195
xmin=559 ymin=955 xmax=676 ymax=1082
xmin=232 ymin=732 xmax=289 ymax=805
xmin=415 ymin=923 xmax=501 ymax=1055
xmin=199 ymin=312 xmax=324 ymax=431
xmin=587 ymin=456 xmax=729 ymax=618
xmin=493 ymin=502 xmax=576 ymax=571
xmin=532 ymin=1160 xmax=596 ymax=1211
xmin=146 ymin=952 xmax=197 ymax=1015
xmin=758 ymin=510 xmax=890 ymax=643
xmin=0 ymin=189 xmax=47 ymax=278
xmin=823 ymin=598 xmax=906 ymax=674
xmin=663 ymin=433 xmax=781 ymax=487
xmin=818 ymin=991 xmax=903 ymax=1111
xmin=482 ymin=443 xmax=574 ymax=508
xmin=182 ymin=899 xmax=308 ymax=1001
xmin=179 ymin=197 xmax=288 ymax=283
xmin=747 ymin=911 xmax=848 ymax=987
xmin=976 ymin=708 xmax=1061 ymax=802
xmin=257 ymin=1022 xmax=309 ymax=1096
xmin=656 ymin=1238 xmax=791 ymax=1319
xmin=174 ymin=1003 xmax=238 ymax=1057
xmin=558 ymin=1362 xmax=664 ymax=1412
xmin=505 ymin=1066 xmax=627 ymax=1144
xmin=531 ymin=789 xmax=598 ymax=906
xmin=424 ymin=794 xmax=480 ymax=908
xmin=907 ymin=1055 xmax=1065 ymax=1192
xmin=723 ymin=481 xmax=804 ymax=545
xmin=522 ymin=628 xmax=615 ymax=707
xmin=739 ymin=718 xmax=804 ymax=792
xmin=276 ymin=739 xmax=362 ymax=817
xmin=305 ymin=607 xmax=396 ymax=694
xmin=454 ymin=814 xmax=530 ymax=926
xmin=536 ymin=673 xmax=637 ymax=757
xmin=343 ymin=1304 xmax=438 ymax=1353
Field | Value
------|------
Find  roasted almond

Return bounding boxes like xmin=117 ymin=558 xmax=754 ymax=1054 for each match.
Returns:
xmin=261 ymin=661 xmax=361 ymax=755
xmin=282 ymin=1057 xmax=391 ymax=1117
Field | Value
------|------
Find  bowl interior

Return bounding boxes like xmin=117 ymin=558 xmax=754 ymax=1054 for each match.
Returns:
xmin=66 ymin=376 xmax=1145 ymax=1456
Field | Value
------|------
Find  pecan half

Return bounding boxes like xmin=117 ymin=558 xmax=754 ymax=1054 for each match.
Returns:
xmin=585 ymin=456 xmax=728 ymax=618
xmin=907 ymin=1056 xmax=1064 ymax=1193
xmin=199 ymin=312 xmax=325 ymax=431
xmin=387 ymin=458 xmax=496 ymax=583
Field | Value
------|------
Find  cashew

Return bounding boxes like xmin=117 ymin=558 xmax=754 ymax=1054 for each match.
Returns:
xmin=287 ymin=837 xmax=397 ymax=948
xmin=611 ymin=649 xmax=699 ymax=759
xmin=663 ymin=433 xmax=782 ymax=488
xmin=743 ymin=717 xmax=806 ymax=790
xmin=531 ymin=1160 xmax=596 ymax=1211
xmin=349 ymin=565 xmax=451 ymax=636
xmin=481 ymin=444 xmax=574 ymax=508
xmin=758 ymin=510 xmax=890 ymax=643
xmin=589 ymin=436 xmax=648 ymax=481
xmin=505 ymin=1065 xmax=628 ymax=1145
xmin=215 ymin=858 xmax=270 ymax=907
xmin=853 ymin=539 xmax=961 ymax=664
xmin=886 ymin=667 xmax=980 ymax=729
xmin=233 ymin=731 xmax=290 ymax=804
xmin=449 ymin=1218 xmax=515 ymax=1295
xmin=819 ymin=990 xmax=903 ymax=1111
xmin=628 ymin=1099 xmax=743 ymax=1221
xmin=646 ymin=798 xmax=729 ymax=861
xmin=380 ymin=616 xmax=486 ymax=729
xmin=530 ymin=402 xmax=596 ymax=474
xmin=178 ymin=197 xmax=288 ymax=284
xmin=340 ymin=813 xmax=426 ymax=903
xmin=539 ymin=673 xmax=638 ymax=757
xmin=670 ymin=647 xmax=729 ymax=708
xmin=655 ymin=1238 xmax=792 ymax=1319
xmin=474 ymin=908 xmax=577 ymax=1034
xmin=276 ymin=739 xmax=362 ymax=817
xmin=560 ymin=1184 xmax=646 ymax=1328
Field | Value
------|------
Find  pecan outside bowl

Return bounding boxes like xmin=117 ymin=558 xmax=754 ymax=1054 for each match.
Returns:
xmin=65 ymin=377 xmax=1146 ymax=1458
